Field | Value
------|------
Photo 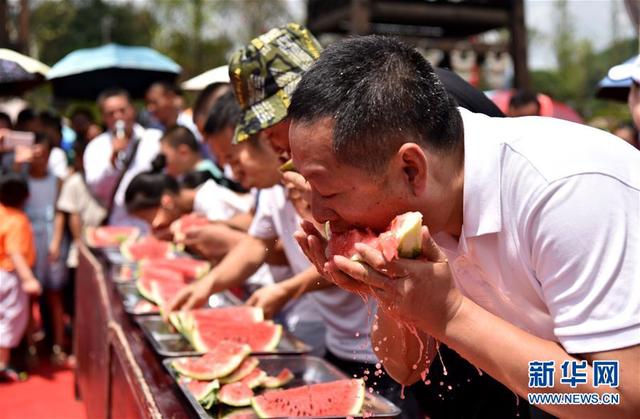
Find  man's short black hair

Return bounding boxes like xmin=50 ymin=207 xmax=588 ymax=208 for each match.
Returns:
xmin=160 ymin=126 xmax=200 ymax=153
xmin=70 ymin=106 xmax=95 ymax=122
xmin=192 ymin=82 xmax=230 ymax=125
xmin=509 ymin=90 xmax=540 ymax=111
xmin=203 ymin=90 xmax=241 ymax=136
xmin=16 ymin=108 xmax=35 ymax=128
xmin=0 ymin=172 xmax=29 ymax=208
xmin=97 ymin=87 xmax=132 ymax=109
xmin=38 ymin=111 xmax=62 ymax=135
xmin=148 ymin=80 xmax=182 ymax=96
xmin=124 ymin=171 xmax=179 ymax=213
xmin=288 ymin=35 xmax=463 ymax=172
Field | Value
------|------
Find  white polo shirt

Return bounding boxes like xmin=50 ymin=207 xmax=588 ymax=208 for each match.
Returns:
xmin=249 ymin=185 xmax=377 ymax=363
xmin=434 ymin=109 xmax=640 ymax=354
xmin=84 ymin=124 xmax=162 ymax=231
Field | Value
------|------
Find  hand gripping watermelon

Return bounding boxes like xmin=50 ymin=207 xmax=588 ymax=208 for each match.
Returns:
xmin=120 ymin=235 xmax=173 ymax=261
xmin=326 ymin=211 xmax=423 ymax=261
xmin=85 ymin=226 xmax=139 ymax=247
xmin=251 ymin=379 xmax=365 ymax=418
xmin=191 ymin=320 xmax=282 ymax=353
xmin=172 ymin=341 xmax=251 ymax=380
xmin=261 ymin=368 xmax=294 ymax=389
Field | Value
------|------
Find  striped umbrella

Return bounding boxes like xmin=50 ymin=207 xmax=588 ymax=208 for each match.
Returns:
xmin=0 ymin=49 xmax=50 ymax=96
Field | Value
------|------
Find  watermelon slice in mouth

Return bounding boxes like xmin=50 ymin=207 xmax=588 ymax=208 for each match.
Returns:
xmin=251 ymin=378 xmax=365 ymax=418
xmin=326 ymin=211 xmax=423 ymax=261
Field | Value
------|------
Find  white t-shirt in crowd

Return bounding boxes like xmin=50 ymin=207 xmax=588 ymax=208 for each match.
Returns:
xmin=249 ymin=185 xmax=377 ymax=363
xmin=193 ymin=179 xmax=254 ymax=221
xmin=433 ymin=108 xmax=640 ymax=354
xmin=83 ymin=123 xmax=161 ymax=232
xmin=48 ymin=147 xmax=69 ymax=180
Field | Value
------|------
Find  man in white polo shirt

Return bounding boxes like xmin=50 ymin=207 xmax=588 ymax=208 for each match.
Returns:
xmin=84 ymin=88 xmax=161 ymax=230
xmin=290 ymin=36 xmax=640 ymax=418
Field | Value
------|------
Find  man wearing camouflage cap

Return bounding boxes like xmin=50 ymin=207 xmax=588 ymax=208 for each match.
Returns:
xmin=168 ymin=24 xmax=421 ymax=417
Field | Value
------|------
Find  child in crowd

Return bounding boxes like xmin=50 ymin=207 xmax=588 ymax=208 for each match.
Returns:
xmin=0 ymin=173 xmax=42 ymax=381
xmin=23 ymin=135 xmax=69 ymax=364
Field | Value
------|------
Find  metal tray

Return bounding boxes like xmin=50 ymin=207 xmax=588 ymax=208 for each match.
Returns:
xmin=163 ymin=355 xmax=401 ymax=418
xmin=110 ymin=262 xmax=138 ymax=283
xmin=136 ymin=315 xmax=311 ymax=357
xmin=117 ymin=282 xmax=243 ymax=316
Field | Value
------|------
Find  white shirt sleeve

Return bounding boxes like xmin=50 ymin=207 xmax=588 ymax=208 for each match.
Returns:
xmin=248 ymin=189 xmax=278 ymax=240
xmin=83 ymin=134 xmax=119 ymax=207
xmin=47 ymin=147 xmax=69 ymax=179
xmin=528 ymin=174 xmax=640 ymax=353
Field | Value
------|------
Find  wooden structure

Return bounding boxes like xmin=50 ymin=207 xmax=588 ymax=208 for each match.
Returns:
xmin=307 ymin=0 xmax=530 ymax=89
xmin=74 ymin=244 xmax=195 ymax=419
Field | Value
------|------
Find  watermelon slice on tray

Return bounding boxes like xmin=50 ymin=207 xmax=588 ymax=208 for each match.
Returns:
xmin=326 ymin=211 xmax=423 ymax=261
xmin=251 ymin=379 xmax=366 ymax=418
xmin=85 ymin=226 xmax=139 ymax=248
xmin=184 ymin=306 xmax=263 ymax=331
xmin=139 ymin=257 xmax=210 ymax=280
xmin=191 ymin=320 xmax=282 ymax=353
xmin=220 ymin=357 xmax=260 ymax=384
xmin=172 ymin=341 xmax=251 ymax=380
xmin=181 ymin=377 xmax=220 ymax=408
xmin=171 ymin=213 xmax=211 ymax=242
xmin=136 ymin=265 xmax=188 ymax=303
xmin=261 ymin=368 xmax=294 ymax=389
xmin=121 ymin=235 xmax=173 ymax=261
xmin=218 ymin=382 xmax=254 ymax=407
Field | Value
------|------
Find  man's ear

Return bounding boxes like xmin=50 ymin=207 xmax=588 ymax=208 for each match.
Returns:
xmin=397 ymin=143 xmax=427 ymax=196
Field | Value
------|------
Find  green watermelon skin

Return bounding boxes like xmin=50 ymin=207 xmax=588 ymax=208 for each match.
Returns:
xmin=251 ymin=379 xmax=365 ymax=418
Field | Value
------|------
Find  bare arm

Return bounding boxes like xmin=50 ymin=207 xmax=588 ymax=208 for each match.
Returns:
xmin=48 ymin=210 xmax=66 ymax=260
xmin=9 ymin=251 xmax=41 ymax=296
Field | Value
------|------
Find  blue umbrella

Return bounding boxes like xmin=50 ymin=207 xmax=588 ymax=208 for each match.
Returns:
xmin=595 ymin=56 xmax=636 ymax=102
xmin=47 ymin=43 xmax=181 ymax=100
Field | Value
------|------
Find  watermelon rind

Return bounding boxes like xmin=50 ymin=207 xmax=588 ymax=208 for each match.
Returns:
xmin=219 ymin=357 xmax=259 ymax=384
xmin=218 ymin=382 xmax=254 ymax=407
xmin=188 ymin=379 xmax=220 ymax=402
xmin=168 ymin=312 xmax=184 ymax=334
xmin=261 ymin=368 xmax=294 ymax=389
xmin=241 ymin=369 xmax=266 ymax=389
xmin=251 ymin=379 xmax=365 ymax=418
xmin=393 ymin=211 xmax=423 ymax=258
xmin=136 ymin=278 xmax=157 ymax=304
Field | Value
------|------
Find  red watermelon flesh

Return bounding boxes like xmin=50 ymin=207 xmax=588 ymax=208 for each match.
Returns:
xmin=183 ymin=379 xmax=220 ymax=402
xmin=150 ymin=280 xmax=191 ymax=308
xmin=171 ymin=213 xmax=211 ymax=241
xmin=140 ymin=257 xmax=210 ymax=279
xmin=219 ymin=382 xmax=254 ymax=407
xmin=251 ymin=379 xmax=365 ymax=418
xmin=172 ymin=341 xmax=251 ymax=380
xmin=220 ymin=357 xmax=260 ymax=384
xmin=121 ymin=236 xmax=173 ymax=261
xmin=192 ymin=321 xmax=282 ymax=353
xmin=326 ymin=211 xmax=423 ymax=261
xmin=136 ymin=266 xmax=187 ymax=303
xmin=86 ymin=226 xmax=139 ymax=247
xmin=240 ymin=368 xmax=266 ymax=389
xmin=187 ymin=307 xmax=264 ymax=329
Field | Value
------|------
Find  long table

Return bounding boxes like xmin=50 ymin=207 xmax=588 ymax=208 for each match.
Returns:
xmin=74 ymin=243 xmax=196 ymax=419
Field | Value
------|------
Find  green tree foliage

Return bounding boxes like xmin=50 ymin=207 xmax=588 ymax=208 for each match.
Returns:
xmin=531 ymin=0 xmax=635 ymax=122
xmin=31 ymin=0 xmax=157 ymax=66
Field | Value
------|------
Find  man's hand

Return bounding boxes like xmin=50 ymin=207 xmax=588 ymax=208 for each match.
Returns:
xmin=48 ymin=242 xmax=60 ymax=262
xmin=283 ymin=171 xmax=313 ymax=222
xmin=163 ymin=278 xmax=213 ymax=320
xmin=177 ymin=223 xmax=244 ymax=262
xmin=245 ymin=283 xmax=292 ymax=319
xmin=22 ymin=278 xmax=42 ymax=296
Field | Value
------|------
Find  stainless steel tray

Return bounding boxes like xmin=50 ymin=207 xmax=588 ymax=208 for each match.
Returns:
xmin=163 ymin=355 xmax=401 ymax=418
xmin=110 ymin=262 xmax=138 ymax=283
xmin=117 ymin=282 xmax=242 ymax=316
xmin=136 ymin=315 xmax=311 ymax=357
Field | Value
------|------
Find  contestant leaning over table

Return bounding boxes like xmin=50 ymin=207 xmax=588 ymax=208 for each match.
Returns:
xmin=289 ymin=36 xmax=640 ymax=418
xmin=166 ymin=24 xmax=426 ymax=417
xmin=83 ymin=88 xmax=161 ymax=231
xmin=159 ymin=125 xmax=223 ymax=181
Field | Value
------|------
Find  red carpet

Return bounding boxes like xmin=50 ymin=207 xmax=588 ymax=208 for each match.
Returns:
xmin=0 ymin=362 xmax=85 ymax=419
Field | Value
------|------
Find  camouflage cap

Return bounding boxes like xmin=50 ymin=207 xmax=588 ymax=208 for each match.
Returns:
xmin=228 ymin=23 xmax=323 ymax=143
